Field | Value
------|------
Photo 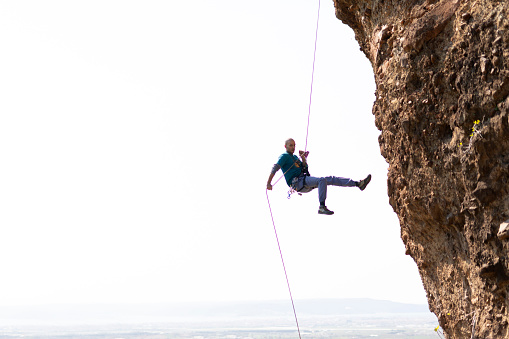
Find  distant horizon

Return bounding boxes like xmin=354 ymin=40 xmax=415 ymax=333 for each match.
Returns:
xmin=0 ymin=297 xmax=429 ymax=307
xmin=0 ymin=298 xmax=433 ymax=321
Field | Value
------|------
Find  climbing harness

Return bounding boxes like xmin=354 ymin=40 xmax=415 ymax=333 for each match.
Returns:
xmin=286 ymin=153 xmax=310 ymax=199
xmin=287 ymin=188 xmax=302 ymax=199
xmin=265 ymin=1 xmax=321 ymax=338
xmin=273 ymin=150 xmax=310 ymax=192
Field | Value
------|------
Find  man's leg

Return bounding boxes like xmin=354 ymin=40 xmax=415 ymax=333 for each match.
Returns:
xmin=302 ymin=176 xmax=332 ymax=214
xmin=305 ymin=176 xmax=357 ymax=202
xmin=302 ymin=176 xmax=326 ymax=203
xmin=324 ymin=176 xmax=358 ymax=188
xmin=303 ymin=176 xmax=360 ymax=215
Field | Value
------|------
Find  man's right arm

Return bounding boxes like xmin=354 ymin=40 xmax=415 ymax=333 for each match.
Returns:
xmin=266 ymin=164 xmax=281 ymax=190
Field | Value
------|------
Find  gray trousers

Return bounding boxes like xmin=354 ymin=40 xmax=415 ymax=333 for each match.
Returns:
xmin=292 ymin=175 xmax=357 ymax=204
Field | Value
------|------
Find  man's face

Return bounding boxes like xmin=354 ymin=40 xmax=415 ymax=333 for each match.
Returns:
xmin=285 ymin=139 xmax=295 ymax=154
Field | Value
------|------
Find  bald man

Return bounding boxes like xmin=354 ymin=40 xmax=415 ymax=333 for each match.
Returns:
xmin=266 ymin=138 xmax=371 ymax=215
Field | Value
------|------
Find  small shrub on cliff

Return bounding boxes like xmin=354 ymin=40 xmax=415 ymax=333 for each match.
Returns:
xmin=459 ymin=119 xmax=483 ymax=153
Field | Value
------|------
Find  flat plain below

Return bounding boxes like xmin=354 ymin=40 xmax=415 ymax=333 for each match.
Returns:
xmin=0 ymin=299 xmax=440 ymax=338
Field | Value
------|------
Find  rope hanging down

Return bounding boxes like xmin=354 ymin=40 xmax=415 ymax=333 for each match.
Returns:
xmin=305 ymin=0 xmax=321 ymax=153
xmin=265 ymin=1 xmax=321 ymax=338
xmin=265 ymin=190 xmax=302 ymax=339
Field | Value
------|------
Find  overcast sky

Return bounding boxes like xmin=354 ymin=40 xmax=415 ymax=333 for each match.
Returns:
xmin=0 ymin=0 xmax=428 ymax=307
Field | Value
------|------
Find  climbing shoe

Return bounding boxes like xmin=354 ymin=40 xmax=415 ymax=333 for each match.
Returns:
xmin=318 ymin=205 xmax=334 ymax=215
xmin=358 ymin=174 xmax=372 ymax=191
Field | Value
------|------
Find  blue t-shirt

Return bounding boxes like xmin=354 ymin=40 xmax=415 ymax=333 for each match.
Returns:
xmin=277 ymin=152 xmax=303 ymax=187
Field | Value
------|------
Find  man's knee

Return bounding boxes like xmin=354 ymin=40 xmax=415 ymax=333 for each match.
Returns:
xmin=323 ymin=176 xmax=334 ymax=184
xmin=317 ymin=177 xmax=328 ymax=189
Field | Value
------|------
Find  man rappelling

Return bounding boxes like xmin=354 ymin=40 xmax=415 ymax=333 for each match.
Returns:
xmin=266 ymin=138 xmax=371 ymax=215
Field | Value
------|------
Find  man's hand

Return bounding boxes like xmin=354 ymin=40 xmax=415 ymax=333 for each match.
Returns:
xmin=267 ymin=171 xmax=276 ymax=191
xmin=299 ymin=150 xmax=309 ymax=162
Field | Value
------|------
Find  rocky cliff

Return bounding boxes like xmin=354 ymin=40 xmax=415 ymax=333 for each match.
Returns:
xmin=333 ymin=0 xmax=509 ymax=338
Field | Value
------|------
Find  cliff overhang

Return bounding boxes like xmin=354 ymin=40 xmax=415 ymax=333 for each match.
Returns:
xmin=333 ymin=0 xmax=509 ymax=338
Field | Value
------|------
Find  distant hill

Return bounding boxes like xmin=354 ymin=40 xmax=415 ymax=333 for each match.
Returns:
xmin=0 ymin=299 xmax=431 ymax=325
xmin=179 ymin=298 xmax=431 ymax=317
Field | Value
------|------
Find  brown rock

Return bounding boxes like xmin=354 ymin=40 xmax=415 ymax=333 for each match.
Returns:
xmin=333 ymin=0 xmax=509 ymax=338
xmin=402 ymin=0 xmax=461 ymax=53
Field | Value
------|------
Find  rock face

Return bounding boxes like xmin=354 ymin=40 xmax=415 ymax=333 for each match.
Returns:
xmin=333 ymin=0 xmax=509 ymax=338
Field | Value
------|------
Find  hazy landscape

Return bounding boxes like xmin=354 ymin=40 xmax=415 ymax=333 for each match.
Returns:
xmin=0 ymin=299 xmax=440 ymax=338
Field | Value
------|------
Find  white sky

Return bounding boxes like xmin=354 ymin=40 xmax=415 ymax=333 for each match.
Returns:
xmin=0 ymin=0 xmax=428 ymax=306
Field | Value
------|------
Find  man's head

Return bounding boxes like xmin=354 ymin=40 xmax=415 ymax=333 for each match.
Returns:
xmin=284 ymin=138 xmax=295 ymax=154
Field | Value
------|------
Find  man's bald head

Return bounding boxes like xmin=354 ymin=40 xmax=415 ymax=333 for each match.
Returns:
xmin=284 ymin=138 xmax=295 ymax=154
xmin=285 ymin=138 xmax=295 ymax=146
